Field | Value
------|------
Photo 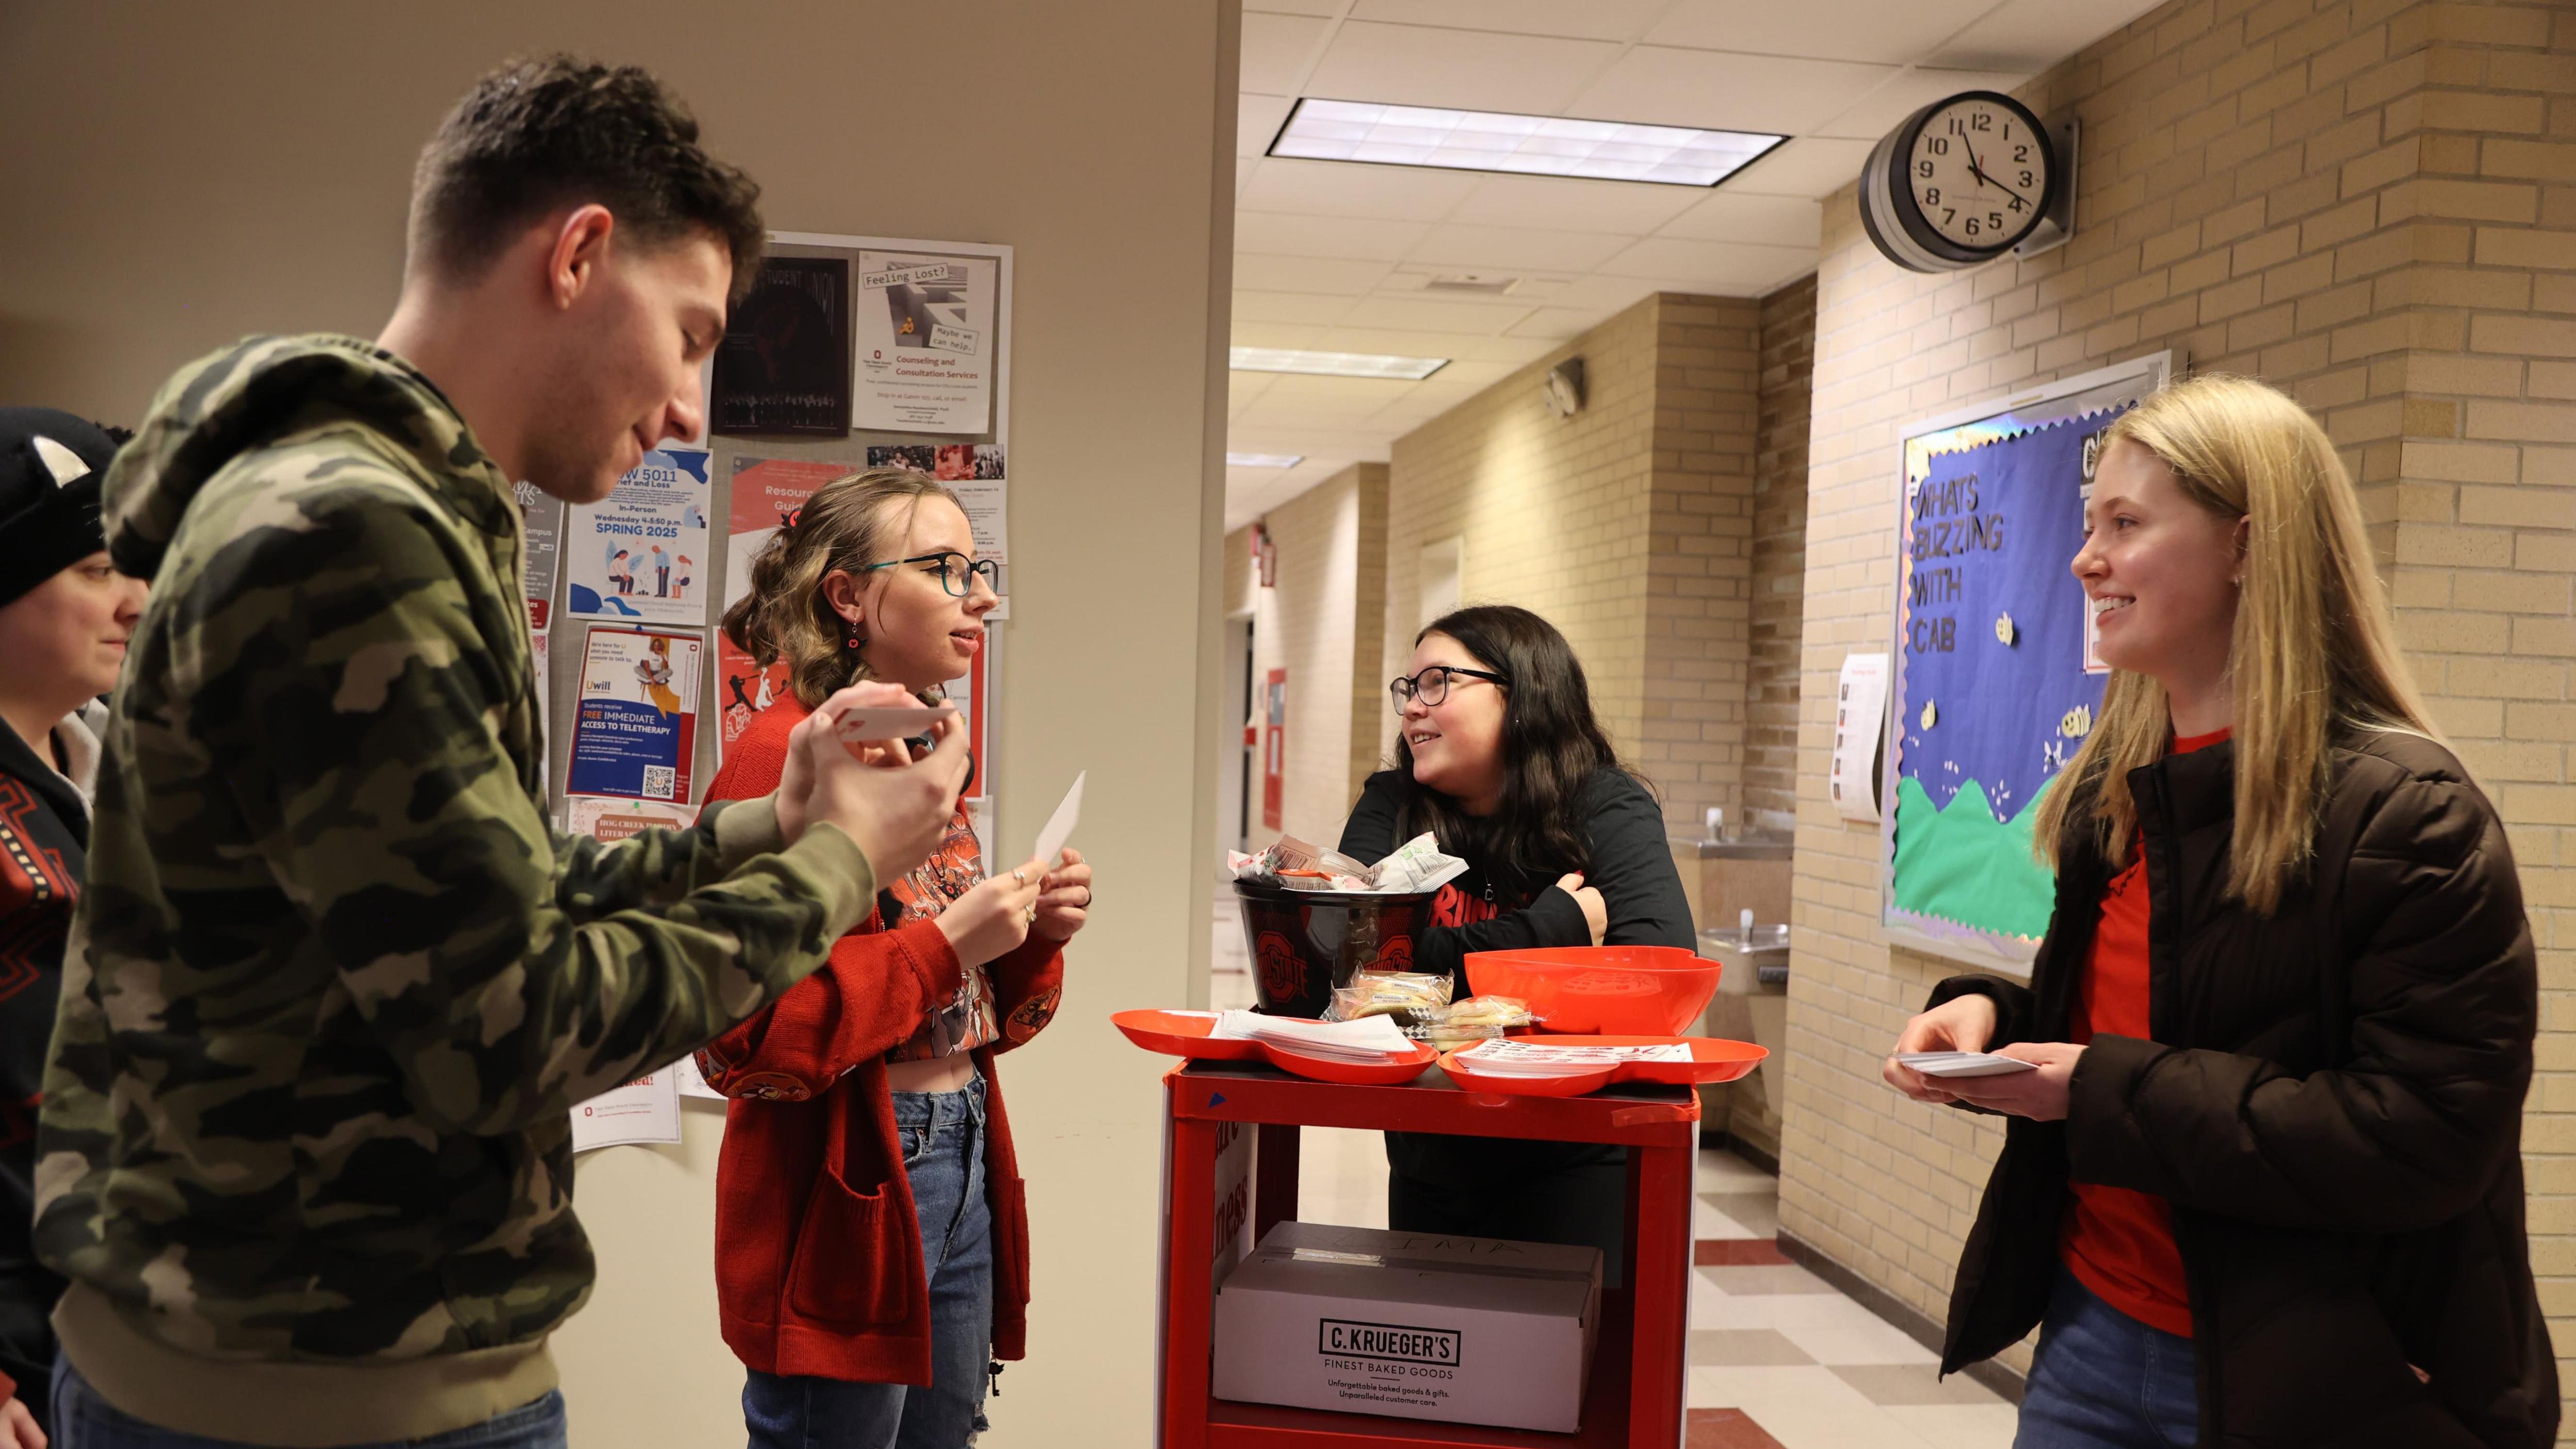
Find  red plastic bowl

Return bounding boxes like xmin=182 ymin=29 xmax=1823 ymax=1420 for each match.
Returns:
xmin=1462 ymin=945 xmax=1721 ymax=1035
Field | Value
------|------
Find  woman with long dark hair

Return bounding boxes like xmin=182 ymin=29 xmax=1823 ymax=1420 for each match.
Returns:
xmin=1884 ymin=377 xmax=2549 ymax=1448
xmin=1338 ymin=605 xmax=1693 ymax=1267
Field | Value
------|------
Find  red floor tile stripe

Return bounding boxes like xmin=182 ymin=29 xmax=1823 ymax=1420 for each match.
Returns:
xmin=1687 ymin=1407 xmax=1789 ymax=1448
xmin=1694 ymin=1237 xmax=1792 ymax=1266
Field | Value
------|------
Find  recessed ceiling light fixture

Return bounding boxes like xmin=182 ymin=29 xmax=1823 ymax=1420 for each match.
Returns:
xmin=1268 ymin=99 xmax=1785 ymax=187
xmin=1226 ymin=452 xmax=1305 ymax=468
xmin=1229 ymin=346 xmax=1448 ymax=381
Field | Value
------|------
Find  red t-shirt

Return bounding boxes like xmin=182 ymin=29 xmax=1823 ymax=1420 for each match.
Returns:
xmin=2059 ymin=726 xmax=2229 ymax=1339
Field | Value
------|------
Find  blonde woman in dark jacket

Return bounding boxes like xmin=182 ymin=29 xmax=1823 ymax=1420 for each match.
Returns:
xmin=1885 ymin=376 xmax=2550 ymax=1449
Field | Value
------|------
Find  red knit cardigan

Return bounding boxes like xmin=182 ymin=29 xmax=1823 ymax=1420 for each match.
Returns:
xmin=694 ymin=699 xmax=1063 ymax=1384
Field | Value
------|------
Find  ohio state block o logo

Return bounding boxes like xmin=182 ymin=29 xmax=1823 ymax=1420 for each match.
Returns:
xmin=1256 ymin=931 xmax=1306 ymax=1005
xmin=1368 ymin=938 xmax=1414 ymax=973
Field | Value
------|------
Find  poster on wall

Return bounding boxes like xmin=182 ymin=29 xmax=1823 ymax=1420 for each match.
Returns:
xmin=566 ymin=628 xmax=701 ymax=804
xmin=716 ymin=455 xmax=855 ymax=753
xmin=530 ymin=627 xmax=552 ymax=798
xmin=565 ymin=447 xmax=712 ymax=626
xmin=1885 ymin=413 xmax=2118 ymax=955
xmin=711 ymin=257 xmax=852 ymax=436
xmin=867 ymin=443 xmax=1009 ymax=576
xmin=1261 ymin=669 xmax=1286 ymax=832
xmin=514 ymin=481 xmax=564 ymax=631
xmin=566 ymin=795 xmax=697 ymax=839
xmin=570 ymin=1070 xmax=682 ymax=1152
xmin=853 ymin=251 xmax=998 ymax=433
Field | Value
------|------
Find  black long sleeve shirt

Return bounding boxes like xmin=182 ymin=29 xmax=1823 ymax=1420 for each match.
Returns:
xmin=1336 ymin=766 xmax=1696 ymax=986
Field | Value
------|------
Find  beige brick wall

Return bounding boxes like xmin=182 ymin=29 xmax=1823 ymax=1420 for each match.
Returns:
xmin=1381 ymin=292 xmax=1768 ymax=836
xmin=1225 ymin=464 xmax=1389 ymax=850
xmin=1748 ymin=276 xmax=1819 ymax=834
xmin=1777 ymin=0 xmax=2576 ymax=1410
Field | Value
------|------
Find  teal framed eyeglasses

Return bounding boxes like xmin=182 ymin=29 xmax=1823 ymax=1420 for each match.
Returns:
xmin=858 ymin=551 xmax=1003 ymax=598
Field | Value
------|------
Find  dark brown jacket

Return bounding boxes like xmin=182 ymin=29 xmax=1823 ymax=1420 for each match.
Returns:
xmin=1931 ymin=730 xmax=2554 ymax=1448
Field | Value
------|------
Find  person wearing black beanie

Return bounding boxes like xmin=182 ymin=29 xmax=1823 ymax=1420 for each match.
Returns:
xmin=0 ymin=406 xmax=143 ymax=1449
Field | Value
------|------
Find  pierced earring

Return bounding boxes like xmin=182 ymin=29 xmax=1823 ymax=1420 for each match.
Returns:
xmin=845 ymin=618 xmax=866 ymax=650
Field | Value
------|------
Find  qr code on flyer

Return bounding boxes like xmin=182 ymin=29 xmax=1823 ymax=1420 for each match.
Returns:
xmin=642 ymin=766 xmax=676 ymax=799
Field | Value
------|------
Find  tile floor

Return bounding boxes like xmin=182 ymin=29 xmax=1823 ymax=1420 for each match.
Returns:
xmin=1210 ymin=905 xmax=2019 ymax=1447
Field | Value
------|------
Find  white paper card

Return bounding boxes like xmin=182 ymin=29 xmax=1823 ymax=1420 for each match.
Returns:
xmin=1455 ymin=1039 xmax=1691 ymax=1075
xmin=1031 ymin=770 xmax=1084 ymax=868
xmin=570 ymin=1070 xmax=683 ymax=1151
xmin=673 ymin=1054 xmax=726 ymax=1101
xmin=1895 ymin=1051 xmax=2038 ymax=1077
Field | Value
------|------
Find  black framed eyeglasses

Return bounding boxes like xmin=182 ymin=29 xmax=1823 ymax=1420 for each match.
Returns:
xmin=1389 ymin=665 xmax=1506 ymax=708
xmin=857 ymin=551 xmax=1003 ymax=599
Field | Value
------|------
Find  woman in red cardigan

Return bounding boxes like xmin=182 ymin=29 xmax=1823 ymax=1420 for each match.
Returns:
xmin=698 ymin=467 xmax=1089 ymax=1449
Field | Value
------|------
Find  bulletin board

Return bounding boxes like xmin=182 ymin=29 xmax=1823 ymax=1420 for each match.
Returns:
xmin=534 ymin=230 xmax=1016 ymax=862
xmin=1878 ymin=352 xmax=2171 ymax=974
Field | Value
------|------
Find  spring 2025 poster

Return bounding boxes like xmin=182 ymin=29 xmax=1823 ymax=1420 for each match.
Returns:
xmin=566 ymin=447 xmax=711 ymax=626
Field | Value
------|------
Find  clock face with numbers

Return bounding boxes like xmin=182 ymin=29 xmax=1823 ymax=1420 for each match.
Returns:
xmin=1860 ymin=90 xmax=2059 ymax=272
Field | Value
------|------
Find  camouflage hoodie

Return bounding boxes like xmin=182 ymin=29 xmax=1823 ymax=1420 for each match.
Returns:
xmin=35 ymin=336 xmax=874 ymax=1446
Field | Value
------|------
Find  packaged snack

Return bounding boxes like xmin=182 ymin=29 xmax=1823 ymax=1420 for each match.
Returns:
xmin=1324 ymin=972 xmax=1454 ymax=1023
xmin=1409 ymin=994 xmax=1535 ymax=1050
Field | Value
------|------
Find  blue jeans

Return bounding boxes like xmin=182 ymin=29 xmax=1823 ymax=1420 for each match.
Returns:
xmin=744 ymin=1074 xmax=993 ymax=1449
xmin=2016 ymin=1269 xmax=2199 ymax=1449
xmin=51 ymin=1356 xmax=565 ymax=1448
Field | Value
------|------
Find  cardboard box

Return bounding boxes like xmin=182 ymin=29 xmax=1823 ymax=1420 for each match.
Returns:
xmin=1211 ymin=1220 xmax=1601 ymax=1433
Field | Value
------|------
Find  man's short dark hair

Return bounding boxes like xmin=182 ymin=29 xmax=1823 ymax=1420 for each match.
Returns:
xmin=409 ymin=56 xmax=764 ymax=297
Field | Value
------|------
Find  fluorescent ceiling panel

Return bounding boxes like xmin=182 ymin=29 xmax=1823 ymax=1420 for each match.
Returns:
xmin=1267 ymin=99 xmax=1783 ymax=187
xmin=1227 ymin=452 xmax=1307 ymax=468
xmin=1229 ymin=346 xmax=1449 ymax=380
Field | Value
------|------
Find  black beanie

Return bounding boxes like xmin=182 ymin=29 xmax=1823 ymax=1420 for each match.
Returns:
xmin=0 ymin=408 xmax=126 ymax=610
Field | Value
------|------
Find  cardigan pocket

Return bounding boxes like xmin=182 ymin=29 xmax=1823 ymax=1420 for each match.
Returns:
xmin=993 ymin=1173 xmax=1032 ymax=1310
xmin=786 ymin=1167 xmax=916 ymax=1326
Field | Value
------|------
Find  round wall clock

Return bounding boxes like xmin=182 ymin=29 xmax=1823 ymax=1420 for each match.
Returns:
xmin=1861 ymin=90 xmax=2059 ymax=272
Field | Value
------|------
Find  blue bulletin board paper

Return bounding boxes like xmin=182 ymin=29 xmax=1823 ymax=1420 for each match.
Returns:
xmin=1885 ymin=411 xmax=2120 ymax=957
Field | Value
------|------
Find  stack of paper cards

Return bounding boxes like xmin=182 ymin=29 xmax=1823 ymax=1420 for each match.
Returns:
xmin=1894 ymin=1051 xmax=2037 ymax=1077
xmin=1212 ymin=1010 xmax=1416 ymax=1063
xmin=1453 ymin=1039 xmax=1693 ymax=1076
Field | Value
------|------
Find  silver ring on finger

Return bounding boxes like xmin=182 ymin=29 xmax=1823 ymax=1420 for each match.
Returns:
xmin=1011 ymin=868 xmax=1028 ymax=885
xmin=1024 ymin=904 xmax=1039 ymax=924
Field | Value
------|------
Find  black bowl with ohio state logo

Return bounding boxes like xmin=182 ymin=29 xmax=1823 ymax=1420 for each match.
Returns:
xmin=1232 ymin=879 xmax=1434 ymax=1018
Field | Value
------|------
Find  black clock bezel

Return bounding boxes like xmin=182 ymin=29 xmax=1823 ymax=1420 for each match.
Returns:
xmin=1885 ymin=90 xmax=2057 ymax=264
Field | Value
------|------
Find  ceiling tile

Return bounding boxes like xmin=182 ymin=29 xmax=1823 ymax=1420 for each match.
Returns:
xmin=1238 ymin=156 xmax=1487 ymax=221
xmin=1811 ymin=67 xmax=2038 ymax=140
xmin=1232 ymin=254 xmax=1400 ymax=295
xmin=1567 ymin=47 xmax=1897 ymax=135
xmin=1245 ymin=0 xmax=1346 ymax=15
xmin=1930 ymin=0 xmax=2166 ymax=70
xmin=1344 ymin=295 xmax=1536 ymax=334
xmin=1305 ymin=22 xmax=1620 ymax=113
xmin=1719 ymin=137 xmax=1878 ymax=198
xmin=1235 ymin=211 xmax=1433 ymax=261
xmin=1348 ymin=0 xmax=1668 ymax=42
xmin=1229 ymin=321 xmax=1331 ymax=350
xmin=1645 ymin=0 xmax=2000 ymax=66
xmin=1538 ymin=273 xmax=1667 ymax=311
xmin=1447 ymin=174 xmax=1706 ymax=233
xmin=1406 ymin=223 xmax=1637 ymax=272
xmin=1596 ymin=238 xmax=1821 ymax=293
xmin=1239 ymin=94 xmax=1294 ymax=157
xmin=1655 ymin=191 xmax=1823 ymax=247
xmin=1230 ymin=289 xmax=1362 ymax=325
xmin=1504 ymin=307 xmax=1616 ymax=340
xmin=1241 ymin=12 xmax=1331 ymax=96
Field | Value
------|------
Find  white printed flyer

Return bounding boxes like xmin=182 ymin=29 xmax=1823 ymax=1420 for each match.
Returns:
xmin=565 ymin=447 xmax=711 ymax=625
xmin=570 ymin=1070 xmax=683 ymax=1152
xmin=854 ymin=252 xmax=997 ymax=433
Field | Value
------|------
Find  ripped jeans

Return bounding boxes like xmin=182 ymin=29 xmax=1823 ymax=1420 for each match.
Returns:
xmin=743 ymin=1075 xmax=993 ymax=1449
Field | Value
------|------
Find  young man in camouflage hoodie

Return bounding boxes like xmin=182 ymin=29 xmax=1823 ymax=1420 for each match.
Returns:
xmin=34 ymin=58 xmax=969 ymax=1449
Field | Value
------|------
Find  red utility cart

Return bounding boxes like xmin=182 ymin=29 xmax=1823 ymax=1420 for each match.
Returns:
xmin=1155 ymin=1057 xmax=1697 ymax=1448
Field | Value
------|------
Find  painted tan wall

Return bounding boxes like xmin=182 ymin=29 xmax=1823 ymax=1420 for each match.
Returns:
xmin=0 ymin=4 xmax=1237 ymax=1446
xmin=1777 ymin=0 xmax=2576 ymax=1415
xmin=1223 ymin=464 xmax=1389 ymax=851
xmin=1380 ymin=293 xmax=1768 ymax=836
